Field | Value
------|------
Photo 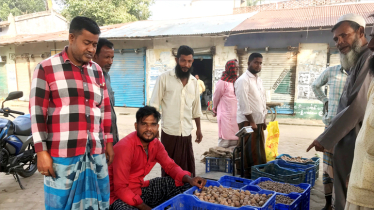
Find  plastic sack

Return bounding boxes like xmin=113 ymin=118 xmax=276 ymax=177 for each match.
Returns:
xmin=265 ymin=121 xmax=280 ymax=162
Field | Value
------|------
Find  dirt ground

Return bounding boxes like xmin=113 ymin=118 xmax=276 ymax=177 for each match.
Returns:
xmin=0 ymin=104 xmax=325 ymax=209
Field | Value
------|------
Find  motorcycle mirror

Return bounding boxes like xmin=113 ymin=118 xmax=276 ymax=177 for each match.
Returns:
xmin=2 ymin=91 xmax=23 ymax=109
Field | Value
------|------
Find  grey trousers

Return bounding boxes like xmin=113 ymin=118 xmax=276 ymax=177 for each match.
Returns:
xmin=333 ymin=129 xmax=357 ymax=210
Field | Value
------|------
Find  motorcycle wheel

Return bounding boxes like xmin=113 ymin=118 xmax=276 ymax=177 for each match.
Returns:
xmin=17 ymin=143 xmax=37 ymax=178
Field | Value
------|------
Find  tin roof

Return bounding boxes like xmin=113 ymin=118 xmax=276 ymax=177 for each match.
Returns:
xmin=100 ymin=13 xmax=256 ymax=38
xmin=0 ymin=23 xmax=128 ymax=46
xmin=232 ymin=3 xmax=374 ymax=32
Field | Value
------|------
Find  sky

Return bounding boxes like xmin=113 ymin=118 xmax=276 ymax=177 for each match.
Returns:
xmin=52 ymin=0 xmax=374 ymax=21
xmin=149 ymin=0 xmax=374 ymax=20
xmin=148 ymin=0 xmax=280 ymax=20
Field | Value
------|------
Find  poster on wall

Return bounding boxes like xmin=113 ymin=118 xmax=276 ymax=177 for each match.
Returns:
xmin=298 ymin=85 xmax=309 ymax=99
xmin=149 ymin=66 xmax=161 ymax=94
xmin=213 ymin=68 xmax=224 ymax=85
xmin=298 ymin=72 xmax=310 ymax=85
xmin=297 ymin=71 xmax=321 ymax=100
xmin=148 ymin=62 xmax=173 ymax=95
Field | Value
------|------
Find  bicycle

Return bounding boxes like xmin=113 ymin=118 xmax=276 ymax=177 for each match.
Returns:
xmin=205 ymin=101 xmax=217 ymax=123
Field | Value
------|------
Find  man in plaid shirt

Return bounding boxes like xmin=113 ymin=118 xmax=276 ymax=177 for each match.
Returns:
xmin=30 ymin=16 xmax=114 ymax=210
xmin=311 ymin=64 xmax=347 ymax=210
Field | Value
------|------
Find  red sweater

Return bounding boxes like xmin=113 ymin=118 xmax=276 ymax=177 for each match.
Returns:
xmin=109 ymin=131 xmax=190 ymax=206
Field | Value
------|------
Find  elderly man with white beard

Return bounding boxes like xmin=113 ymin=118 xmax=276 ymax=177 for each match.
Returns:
xmin=307 ymin=14 xmax=372 ymax=210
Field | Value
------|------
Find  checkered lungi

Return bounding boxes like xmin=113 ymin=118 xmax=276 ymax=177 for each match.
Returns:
xmin=110 ymin=177 xmax=191 ymax=210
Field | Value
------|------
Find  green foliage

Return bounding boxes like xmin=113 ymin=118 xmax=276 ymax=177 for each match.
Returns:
xmin=0 ymin=0 xmax=46 ymax=21
xmin=59 ymin=0 xmax=153 ymax=26
xmin=246 ymin=0 xmax=261 ymax=7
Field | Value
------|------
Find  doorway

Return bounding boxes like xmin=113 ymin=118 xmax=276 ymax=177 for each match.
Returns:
xmin=192 ymin=55 xmax=213 ymax=109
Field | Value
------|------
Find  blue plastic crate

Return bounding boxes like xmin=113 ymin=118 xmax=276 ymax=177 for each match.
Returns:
xmin=206 ymin=157 xmax=233 ymax=173
xmin=274 ymin=193 xmax=302 ymax=210
xmin=240 ymin=185 xmax=302 ymax=210
xmin=251 ymin=177 xmax=311 ymax=210
xmin=269 ymin=159 xmax=316 ymax=187
xmin=276 ymin=154 xmax=320 ymax=179
xmin=218 ymin=175 xmax=253 ymax=189
xmin=153 ymin=194 xmax=257 ymax=210
xmin=251 ymin=163 xmax=305 ymax=185
xmin=184 ymin=180 xmax=276 ymax=210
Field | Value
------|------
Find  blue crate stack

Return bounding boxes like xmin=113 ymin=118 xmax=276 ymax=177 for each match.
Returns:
xmin=154 ymin=175 xmax=311 ymax=210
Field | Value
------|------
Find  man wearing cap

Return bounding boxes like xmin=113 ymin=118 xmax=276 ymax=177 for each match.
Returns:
xmin=307 ymin=14 xmax=371 ymax=209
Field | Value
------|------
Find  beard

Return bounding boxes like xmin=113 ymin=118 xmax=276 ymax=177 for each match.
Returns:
xmin=340 ymin=36 xmax=363 ymax=71
xmin=175 ymin=63 xmax=193 ymax=79
xmin=137 ymin=132 xmax=155 ymax=143
xmin=249 ymin=66 xmax=260 ymax=75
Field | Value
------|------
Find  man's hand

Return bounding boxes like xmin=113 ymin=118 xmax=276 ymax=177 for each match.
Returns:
xmin=263 ymin=122 xmax=267 ymax=130
xmin=195 ymin=129 xmax=203 ymax=144
xmin=324 ymin=101 xmax=329 ymax=113
xmin=136 ymin=203 xmax=152 ymax=210
xmin=37 ymin=151 xmax=56 ymax=178
xmin=190 ymin=177 xmax=207 ymax=189
xmin=105 ymin=142 xmax=115 ymax=166
xmin=306 ymin=140 xmax=325 ymax=152
xmin=250 ymin=122 xmax=258 ymax=130
xmin=183 ymin=175 xmax=207 ymax=189
xmin=212 ymin=108 xmax=217 ymax=117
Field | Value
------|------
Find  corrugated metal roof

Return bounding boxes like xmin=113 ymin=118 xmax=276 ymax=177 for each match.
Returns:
xmin=0 ymin=23 xmax=128 ymax=46
xmin=232 ymin=3 xmax=374 ymax=31
xmin=100 ymin=13 xmax=256 ymax=38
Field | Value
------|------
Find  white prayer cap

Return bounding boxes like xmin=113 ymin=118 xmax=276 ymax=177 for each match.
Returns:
xmin=336 ymin=13 xmax=366 ymax=28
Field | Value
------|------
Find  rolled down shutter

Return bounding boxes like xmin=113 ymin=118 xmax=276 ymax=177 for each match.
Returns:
xmin=237 ymin=50 xmax=297 ymax=114
xmin=110 ymin=48 xmax=146 ymax=107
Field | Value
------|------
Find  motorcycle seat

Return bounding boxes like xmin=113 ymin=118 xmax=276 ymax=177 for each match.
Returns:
xmin=13 ymin=114 xmax=31 ymax=136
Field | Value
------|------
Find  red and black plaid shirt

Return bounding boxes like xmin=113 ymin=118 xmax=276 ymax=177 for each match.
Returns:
xmin=30 ymin=47 xmax=113 ymax=157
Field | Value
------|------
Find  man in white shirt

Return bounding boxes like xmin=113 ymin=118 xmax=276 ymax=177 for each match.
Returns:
xmin=149 ymin=45 xmax=203 ymax=177
xmin=234 ymin=52 xmax=267 ymax=178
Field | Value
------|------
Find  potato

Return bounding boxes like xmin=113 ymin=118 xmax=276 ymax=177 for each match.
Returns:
xmin=234 ymin=201 xmax=240 ymax=207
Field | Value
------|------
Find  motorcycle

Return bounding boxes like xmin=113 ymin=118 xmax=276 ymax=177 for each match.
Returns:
xmin=0 ymin=91 xmax=37 ymax=189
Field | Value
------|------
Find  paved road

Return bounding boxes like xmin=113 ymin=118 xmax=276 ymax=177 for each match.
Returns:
xmin=0 ymin=105 xmax=325 ymax=209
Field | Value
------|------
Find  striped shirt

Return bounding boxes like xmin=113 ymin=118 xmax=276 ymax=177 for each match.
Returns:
xmin=311 ymin=65 xmax=347 ymax=125
xmin=29 ymin=47 xmax=113 ymax=157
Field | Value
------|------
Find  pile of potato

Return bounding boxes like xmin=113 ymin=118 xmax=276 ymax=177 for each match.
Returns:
xmin=280 ymin=156 xmax=313 ymax=163
xmin=275 ymin=195 xmax=295 ymax=205
xmin=193 ymin=185 xmax=272 ymax=207
xmin=257 ymin=181 xmax=304 ymax=194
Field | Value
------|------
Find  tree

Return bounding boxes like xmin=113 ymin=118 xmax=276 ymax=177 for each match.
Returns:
xmin=246 ymin=0 xmax=261 ymax=7
xmin=0 ymin=0 xmax=46 ymax=21
xmin=58 ymin=0 xmax=153 ymax=26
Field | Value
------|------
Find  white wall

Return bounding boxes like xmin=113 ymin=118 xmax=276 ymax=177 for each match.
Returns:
xmin=1 ymin=45 xmax=17 ymax=93
xmin=15 ymin=11 xmax=68 ymax=35
xmin=0 ymin=27 xmax=9 ymax=37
